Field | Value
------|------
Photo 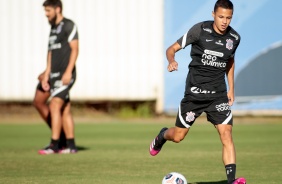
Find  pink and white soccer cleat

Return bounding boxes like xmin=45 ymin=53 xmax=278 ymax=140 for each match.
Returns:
xmin=232 ymin=177 xmax=246 ymax=184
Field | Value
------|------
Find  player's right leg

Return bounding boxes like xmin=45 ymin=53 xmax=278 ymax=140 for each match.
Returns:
xmin=33 ymin=83 xmax=50 ymax=127
xmin=38 ymin=97 xmax=65 ymax=155
xmin=34 ymin=82 xmax=67 ymax=152
xmin=149 ymin=127 xmax=189 ymax=156
xmin=149 ymin=97 xmax=197 ymax=156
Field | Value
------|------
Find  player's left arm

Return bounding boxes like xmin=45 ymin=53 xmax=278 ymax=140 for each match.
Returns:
xmin=62 ymin=23 xmax=79 ymax=85
xmin=226 ymin=57 xmax=235 ymax=106
xmin=62 ymin=39 xmax=79 ymax=85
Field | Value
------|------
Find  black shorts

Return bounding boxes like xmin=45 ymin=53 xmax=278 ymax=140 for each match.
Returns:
xmin=36 ymin=82 xmax=45 ymax=92
xmin=50 ymin=71 xmax=76 ymax=102
xmin=175 ymin=96 xmax=233 ymax=128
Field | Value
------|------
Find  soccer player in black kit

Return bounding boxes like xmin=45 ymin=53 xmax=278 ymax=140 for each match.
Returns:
xmin=38 ymin=0 xmax=79 ymax=154
xmin=149 ymin=1 xmax=246 ymax=184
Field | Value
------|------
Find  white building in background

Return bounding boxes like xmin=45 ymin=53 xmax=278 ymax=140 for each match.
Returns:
xmin=0 ymin=0 xmax=164 ymax=113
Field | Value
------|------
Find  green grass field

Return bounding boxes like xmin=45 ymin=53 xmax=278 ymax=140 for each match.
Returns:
xmin=0 ymin=118 xmax=281 ymax=184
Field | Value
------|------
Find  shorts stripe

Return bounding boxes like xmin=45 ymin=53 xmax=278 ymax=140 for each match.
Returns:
xmin=222 ymin=113 xmax=233 ymax=124
xmin=51 ymin=85 xmax=68 ymax=97
xmin=178 ymin=105 xmax=191 ymax=128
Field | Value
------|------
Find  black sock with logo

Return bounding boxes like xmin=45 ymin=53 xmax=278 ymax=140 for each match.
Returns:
xmin=50 ymin=139 xmax=59 ymax=152
xmin=225 ymin=164 xmax=236 ymax=184
xmin=66 ymin=138 xmax=76 ymax=149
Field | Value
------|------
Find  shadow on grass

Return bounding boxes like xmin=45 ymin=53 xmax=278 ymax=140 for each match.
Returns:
xmin=189 ymin=180 xmax=227 ymax=184
xmin=76 ymin=145 xmax=89 ymax=151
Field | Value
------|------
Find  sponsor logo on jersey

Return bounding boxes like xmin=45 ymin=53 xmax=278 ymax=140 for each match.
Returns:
xmin=54 ymin=80 xmax=63 ymax=88
xmin=230 ymin=33 xmax=239 ymax=40
xmin=204 ymin=49 xmax=224 ymax=57
xmin=202 ymin=50 xmax=226 ymax=68
xmin=215 ymin=103 xmax=230 ymax=112
xmin=186 ymin=111 xmax=195 ymax=122
xmin=49 ymin=43 xmax=62 ymax=50
xmin=49 ymin=35 xmax=62 ymax=50
xmin=50 ymin=72 xmax=60 ymax=78
xmin=191 ymin=87 xmax=216 ymax=94
xmin=49 ymin=35 xmax=57 ymax=43
xmin=215 ymin=40 xmax=224 ymax=46
xmin=203 ymin=28 xmax=212 ymax=33
xmin=226 ymin=39 xmax=233 ymax=50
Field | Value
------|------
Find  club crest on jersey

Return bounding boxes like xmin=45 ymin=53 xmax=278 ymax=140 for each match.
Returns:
xmin=226 ymin=39 xmax=233 ymax=50
xmin=186 ymin=111 xmax=195 ymax=122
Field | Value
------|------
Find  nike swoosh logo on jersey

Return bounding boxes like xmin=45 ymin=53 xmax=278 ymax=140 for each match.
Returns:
xmin=206 ymin=39 xmax=213 ymax=42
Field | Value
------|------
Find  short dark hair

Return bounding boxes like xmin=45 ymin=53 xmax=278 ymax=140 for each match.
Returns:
xmin=214 ymin=0 xmax=233 ymax=13
xmin=43 ymin=0 xmax=63 ymax=13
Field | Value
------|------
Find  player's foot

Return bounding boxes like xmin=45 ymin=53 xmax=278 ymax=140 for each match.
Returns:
xmin=59 ymin=147 xmax=78 ymax=154
xmin=58 ymin=140 xmax=67 ymax=150
xmin=232 ymin=177 xmax=247 ymax=184
xmin=149 ymin=127 xmax=168 ymax=156
xmin=38 ymin=145 xmax=58 ymax=155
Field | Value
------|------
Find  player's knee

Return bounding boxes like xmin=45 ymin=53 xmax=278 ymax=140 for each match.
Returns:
xmin=219 ymin=130 xmax=233 ymax=144
xmin=49 ymin=99 xmax=64 ymax=112
xmin=173 ymin=134 xmax=185 ymax=143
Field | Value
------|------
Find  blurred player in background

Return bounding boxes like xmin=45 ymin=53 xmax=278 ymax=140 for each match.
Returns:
xmin=149 ymin=0 xmax=246 ymax=183
xmin=33 ymin=71 xmax=67 ymax=149
xmin=38 ymin=0 xmax=79 ymax=154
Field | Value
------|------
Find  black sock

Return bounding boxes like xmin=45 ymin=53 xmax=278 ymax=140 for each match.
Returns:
xmin=225 ymin=164 xmax=236 ymax=184
xmin=58 ymin=131 xmax=67 ymax=148
xmin=160 ymin=130 xmax=167 ymax=143
xmin=50 ymin=139 xmax=59 ymax=151
xmin=66 ymin=138 xmax=76 ymax=149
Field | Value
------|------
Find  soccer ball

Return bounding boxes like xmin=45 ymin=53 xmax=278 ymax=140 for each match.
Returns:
xmin=162 ymin=172 xmax=188 ymax=184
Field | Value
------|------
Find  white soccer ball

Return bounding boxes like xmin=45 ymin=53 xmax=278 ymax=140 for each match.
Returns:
xmin=162 ymin=172 xmax=188 ymax=184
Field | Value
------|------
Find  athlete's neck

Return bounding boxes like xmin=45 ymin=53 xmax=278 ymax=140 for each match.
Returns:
xmin=55 ymin=15 xmax=64 ymax=25
xmin=212 ymin=23 xmax=226 ymax=35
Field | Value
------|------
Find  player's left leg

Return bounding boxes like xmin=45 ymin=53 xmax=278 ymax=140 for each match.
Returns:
xmin=216 ymin=124 xmax=237 ymax=184
xmin=59 ymin=101 xmax=77 ymax=154
xmin=217 ymin=125 xmax=246 ymax=184
xmin=207 ymin=98 xmax=246 ymax=184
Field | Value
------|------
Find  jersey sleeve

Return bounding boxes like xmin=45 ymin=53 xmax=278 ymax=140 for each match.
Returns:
xmin=230 ymin=35 xmax=241 ymax=58
xmin=65 ymin=21 xmax=78 ymax=42
xmin=177 ymin=22 xmax=202 ymax=49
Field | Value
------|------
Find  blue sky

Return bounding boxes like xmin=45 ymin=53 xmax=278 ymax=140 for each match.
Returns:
xmin=164 ymin=0 xmax=282 ymax=111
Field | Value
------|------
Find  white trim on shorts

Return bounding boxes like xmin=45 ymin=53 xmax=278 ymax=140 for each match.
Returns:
xmin=51 ymin=85 xmax=68 ymax=97
xmin=178 ymin=104 xmax=191 ymax=128
xmin=222 ymin=113 xmax=233 ymax=124
xmin=51 ymin=79 xmax=74 ymax=97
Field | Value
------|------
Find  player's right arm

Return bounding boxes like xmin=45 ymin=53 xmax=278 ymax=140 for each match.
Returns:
xmin=166 ymin=42 xmax=182 ymax=72
xmin=41 ymin=51 xmax=51 ymax=91
xmin=167 ymin=22 xmax=202 ymax=72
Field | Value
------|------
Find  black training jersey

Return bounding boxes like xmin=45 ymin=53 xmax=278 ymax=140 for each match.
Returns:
xmin=48 ymin=18 xmax=78 ymax=73
xmin=177 ymin=21 xmax=240 ymax=101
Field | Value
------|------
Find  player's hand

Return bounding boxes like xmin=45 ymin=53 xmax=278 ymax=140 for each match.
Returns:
xmin=37 ymin=71 xmax=45 ymax=81
xmin=167 ymin=61 xmax=178 ymax=72
xmin=62 ymin=72 xmax=72 ymax=85
xmin=227 ymin=91 xmax=234 ymax=106
xmin=41 ymin=78 xmax=50 ymax=92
